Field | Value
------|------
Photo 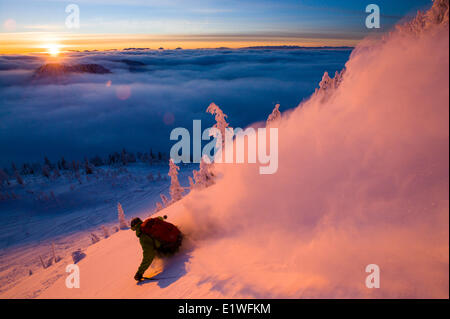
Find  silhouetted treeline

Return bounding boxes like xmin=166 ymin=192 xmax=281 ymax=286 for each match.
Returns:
xmin=1 ymin=148 xmax=169 ymax=180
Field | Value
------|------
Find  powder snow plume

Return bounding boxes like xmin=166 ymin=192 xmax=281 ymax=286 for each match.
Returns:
xmin=174 ymin=0 xmax=449 ymax=298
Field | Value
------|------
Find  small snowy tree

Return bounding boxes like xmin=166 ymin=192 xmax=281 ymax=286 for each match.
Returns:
xmin=60 ymin=157 xmax=68 ymax=170
xmin=193 ymin=156 xmax=215 ymax=189
xmin=206 ymin=102 xmax=229 ymax=138
xmin=42 ymin=165 xmax=51 ymax=179
xmin=46 ymin=256 xmax=54 ymax=268
xmin=91 ymin=233 xmax=100 ymax=244
xmin=160 ymin=194 xmax=169 ymax=207
xmin=14 ymin=170 xmax=24 ymax=186
xmin=39 ymin=255 xmax=46 ymax=269
xmin=117 ymin=202 xmax=128 ymax=229
xmin=266 ymin=104 xmax=281 ymax=126
xmin=51 ymin=168 xmax=60 ymax=180
xmin=188 ymin=176 xmax=195 ymax=189
xmin=51 ymin=242 xmax=61 ymax=263
xmin=0 ymin=169 xmax=9 ymax=187
xmin=206 ymin=102 xmax=231 ymax=151
xmin=44 ymin=156 xmax=53 ymax=169
xmin=84 ymin=158 xmax=94 ymax=175
xmin=315 ymin=69 xmax=345 ymax=98
xmin=121 ymin=149 xmax=128 ymax=166
xmin=102 ymin=225 xmax=109 ymax=238
xmin=168 ymin=159 xmax=184 ymax=202
xmin=155 ymin=202 xmax=163 ymax=212
xmin=71 ymin=249 xmax=86 ymax=264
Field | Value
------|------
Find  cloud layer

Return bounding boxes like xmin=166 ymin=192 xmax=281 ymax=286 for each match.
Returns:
xmin=0 ymin=48 xmax=350 ymax=166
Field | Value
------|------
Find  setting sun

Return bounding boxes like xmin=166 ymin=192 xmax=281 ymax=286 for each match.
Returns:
xmin=45 ymin=43 xmax=60 ymax=56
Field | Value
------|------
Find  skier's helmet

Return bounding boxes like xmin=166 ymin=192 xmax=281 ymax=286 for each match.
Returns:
xmin=130 ymin=217 xmax=143 ymax=230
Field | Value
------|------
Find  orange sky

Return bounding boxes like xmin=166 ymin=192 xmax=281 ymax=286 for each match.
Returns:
xmin=0 ymin=32 xmax=359 ymax=54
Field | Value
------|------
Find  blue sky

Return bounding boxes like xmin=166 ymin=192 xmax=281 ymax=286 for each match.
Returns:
xmin=1 ymin=0 xmax=431 ymax=36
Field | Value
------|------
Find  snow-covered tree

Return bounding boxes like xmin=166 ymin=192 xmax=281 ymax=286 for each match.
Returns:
xmin=21 ymin=163 xmax=30 ymax=175
xmin=72 ymin=160 xmax=81 ymax=183
xmin=188 ymin=176 xmax=195 ymax=189
xmin=155 ymin=202 xmax=163 ymax=212
xmin=84 ymin=158 xmax=94 ymax=175
xmin=60 ymin=157 xmax=68 ymax=170
xmin=168 ymin=159 xmax=184 ymax=202
xmin=0 ymin=169 xmax=9 ymax=187
xmin=121 ymin=149 xmax=128 ymax=166
xmin=160 ymin=194 xmax=169 ymax=207
xmin=44 ymin=156 xmax=53 ymax=169
xmin=193 ymin=156 xmax=215 ymax=189
xmin=42 ymin=165 xmax=51 ymax=179
xmin=315 ymin=69 xmax=345 ymax=98
xmin=117 ymin=202 xmax=128 ymax=229
xmin=71 ymin=249 xmax=86 ymax=264
xmin=90 ymin=155 xmax=104 ymax=167
xmin=91 ymin=233 xmax=100 ymax=244
xmin=266 ymin=104 xmax=281 ymax=126
xmin=396 ymin=0 xmax=449 ymax=35
xmin=150 ymin=149 xmax=155 ymax=162
xmin=39 ymin=255 xmax=46 ymax=269
xmin=51 ymin=242 xmax=61 ymax=263
xmin=14 ymin=170 xmax=24 ymax=186
xmin=52 ymin=168 xmax=61 ymax=179
xmin=102 ymin=225 xmax=109 ymax=238
xmin=206 ymin=102 xmax=231 ymax=150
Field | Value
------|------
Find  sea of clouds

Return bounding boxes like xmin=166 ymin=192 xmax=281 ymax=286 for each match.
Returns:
xmin=0 ymin=47 xmax=350 ymax=166
xmin=174 ymin=3 xmax=449 ymax=298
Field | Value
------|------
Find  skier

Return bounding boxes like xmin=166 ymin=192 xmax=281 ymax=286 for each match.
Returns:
xmin=131 ymin=215 xmax=182 ymax=281
xmin=130 ymin=217 xmax=157 ymax=281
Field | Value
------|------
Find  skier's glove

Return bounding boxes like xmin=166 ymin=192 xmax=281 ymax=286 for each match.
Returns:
xmin=134 ymin=272 xmax=143 ymax=281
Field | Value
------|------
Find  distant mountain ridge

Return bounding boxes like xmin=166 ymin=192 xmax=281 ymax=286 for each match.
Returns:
xmin=33 ymin=63 xmax=111 ymax=78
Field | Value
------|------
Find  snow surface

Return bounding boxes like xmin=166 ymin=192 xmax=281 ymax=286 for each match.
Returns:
xmin=1 ymin=1 xmax=448 ymax=299
xmin=0 ymin=162 xmax=195 ymax=296
xmin=3 ymin=198 xmax=226 ymax=299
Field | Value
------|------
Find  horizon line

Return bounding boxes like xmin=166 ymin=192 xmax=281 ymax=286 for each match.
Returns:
xmin=0 ymin=31 xmax=365 ymax=54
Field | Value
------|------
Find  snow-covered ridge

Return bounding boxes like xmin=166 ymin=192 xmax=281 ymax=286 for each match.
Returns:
xmin=314 ymin=0 xmax=449 ymax=98
xmin=396 ymin=0 xmax=449 ymax=34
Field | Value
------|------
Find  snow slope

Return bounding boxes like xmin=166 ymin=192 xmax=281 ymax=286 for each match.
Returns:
xmin=1 ymin=0 xmax=449 ymax=299
xmin=0 ymin=162 xmax=195 ymax=296
xmin=4 ymin=199 xmax=225 ymax=299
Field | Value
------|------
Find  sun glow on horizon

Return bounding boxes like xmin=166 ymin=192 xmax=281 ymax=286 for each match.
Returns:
xmin=0 ymin=32 xmax=361 ymax=55
xmin=44 ymin=43 xmax=61 ymax=56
